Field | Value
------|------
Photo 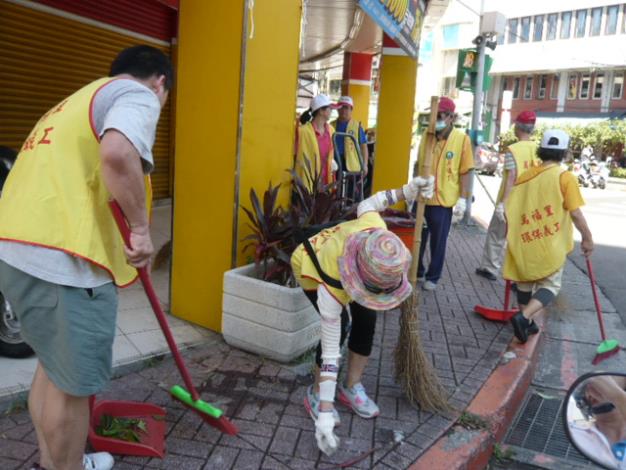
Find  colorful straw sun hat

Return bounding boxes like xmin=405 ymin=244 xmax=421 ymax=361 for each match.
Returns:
xmin=338 ymin=228 xmax=412 ymax=310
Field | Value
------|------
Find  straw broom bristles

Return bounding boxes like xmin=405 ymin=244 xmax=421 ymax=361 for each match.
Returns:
xmin=393 ymin=96 xmax=452 ymax=413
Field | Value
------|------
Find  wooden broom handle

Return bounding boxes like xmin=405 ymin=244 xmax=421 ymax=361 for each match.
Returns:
xmin=408 ymin=96 xmax=438 ymax=284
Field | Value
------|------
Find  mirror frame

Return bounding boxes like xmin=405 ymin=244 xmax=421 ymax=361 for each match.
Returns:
xmin=563 ymin=371 xmax=626 ymax=470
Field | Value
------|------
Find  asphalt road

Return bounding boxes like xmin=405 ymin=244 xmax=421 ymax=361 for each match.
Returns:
xmin=471 ymin=173 xmax=626 ymax=322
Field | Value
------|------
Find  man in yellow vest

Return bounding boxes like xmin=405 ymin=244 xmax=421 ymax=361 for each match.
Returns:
xmin=476 ymin=111 xmax=539 ymax=281
xmin=331 ymin=96 xmax=369 ymax=200
xmin=0 ymin=46 xmax=172 ymax=470
xmin=505 ymin=129 xmax=594 ymax=343
xmin=416 ymin=96 xmax=474 ymax=291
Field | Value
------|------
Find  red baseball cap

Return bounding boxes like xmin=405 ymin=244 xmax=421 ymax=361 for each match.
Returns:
xmin=515 ymin=110 xmax=536 ymax=125
xmin=438 ymin=97 xmax=456 ymax=114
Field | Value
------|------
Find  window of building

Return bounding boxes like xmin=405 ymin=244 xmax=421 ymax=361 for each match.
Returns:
xmin=546 ymin=13 xmax=558 ymax=40
xmin=593 ymin=74 xmax=604 ymax=99
xmin=606 ymin=5 xmax=619 ymax=34
xmin=533 ymin=15 xmax=544 ymax=41
xmin=497 ymin=31 xmax=505 ymax=45
xmin=561 ymin=11 xmax=572 ymax=39
xmin=524 ymin=76 xmax=533 ymax=99
xmin=521 ymin=17 xmax=531 ymax=42
xmin=442 ymin=77 xmax=456 ymax=97
xmin=612 ymin=72 xmax=624 ymax=99
xmin=538 ymin=75 xmax=547 ymax=99
xmin=508 ymin=18 xmax=518 ymax=43
xmin=443 ymin=24 xmax=460 ymax=49
xmin=590 ymin=7 xmax=602 ymax=36
xmin=623 ymin=5 xmax=626 ymax=33
xmin=568 ymin=73 xmax=578 ymax=99
xmin=513 ymin=77 xmax=521 ymax=99
xmin=579 ymin=74 xmax=591 ymax=99
xmin=550 ymin=75 xmax=560 ymax=99
xmin=575 ymin=9 xmax=588 ymax=38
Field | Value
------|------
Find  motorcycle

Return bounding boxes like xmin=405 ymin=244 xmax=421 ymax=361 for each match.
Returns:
xmin=564 ymin=372 xmax=626 ymax=469
xmin=0 ymin=147 xmax=34 ymax=358
xmin=589 ymin=161 xmax=609 ymax=190
xmin=573 ymin=159 xmax=591 ymax=187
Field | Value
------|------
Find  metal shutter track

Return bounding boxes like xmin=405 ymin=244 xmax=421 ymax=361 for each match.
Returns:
xmin=0 ymin=0 xmax=172 ymax=198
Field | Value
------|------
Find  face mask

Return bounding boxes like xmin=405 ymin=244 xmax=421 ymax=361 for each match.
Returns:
xmin=435 ymin=120 xmax=447 ymax=131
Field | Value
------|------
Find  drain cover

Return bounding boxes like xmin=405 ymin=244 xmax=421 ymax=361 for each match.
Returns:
xmin=505 ymin=391 xmax=590 ymax=464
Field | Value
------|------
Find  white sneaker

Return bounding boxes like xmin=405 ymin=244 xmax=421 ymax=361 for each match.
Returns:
xmin=417 ymin=276 xmax=426 ymax=282
xmin=423 ymin=280 xmax=437 ymax=291
xmin=83 ymin=453 xmax=114 ymax=470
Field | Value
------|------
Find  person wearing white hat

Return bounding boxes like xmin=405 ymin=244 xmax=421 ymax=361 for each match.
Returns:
xmin=331 ymin=96 xmax=369 ymax=200
xmin=295 ymin=94 xmax=338 ymax=191
xmin=504 ymin=129 xmax=594 ymax=343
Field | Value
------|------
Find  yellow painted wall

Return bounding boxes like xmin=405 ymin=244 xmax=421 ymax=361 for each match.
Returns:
xmin=171 ymin=0 xmax=246 ymax=332
xmin=236 ymin=0 xmax=302 ymax=266
xmin=344 ymin=83 xmax=370 ymax=128
xmin=372 ymin=55 xmax=417 ymax=193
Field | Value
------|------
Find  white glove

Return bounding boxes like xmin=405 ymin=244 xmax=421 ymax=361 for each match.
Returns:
xmin=402 ymin=176 xmax=435 ymax=202
xmin=494 ymin=203 xmax=505 ymax=222
xmin=331 ymin=159 xmax=339 ymax=172
xmin=452 ymin=198 xmax=467 ymax=223
xmin=315 ymin=411 xmax=340 ymax=456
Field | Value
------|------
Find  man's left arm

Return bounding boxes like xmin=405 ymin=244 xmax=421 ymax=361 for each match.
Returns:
xmin=459 ymin=135 xmax=475 ymax=198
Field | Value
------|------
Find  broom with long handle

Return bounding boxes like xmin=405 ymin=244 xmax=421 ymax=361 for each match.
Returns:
xmin=394 ymin=96 xmax=451 ymax=412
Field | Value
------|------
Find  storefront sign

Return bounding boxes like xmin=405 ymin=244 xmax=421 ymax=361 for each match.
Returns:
xmin=358 ymin=0 xmax=423 ymax=58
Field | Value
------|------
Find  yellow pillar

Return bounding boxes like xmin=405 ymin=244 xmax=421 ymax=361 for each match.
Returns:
xmin=341 ymin=52 xmax=373 ymax=127
xmin=236 ymin=0 xmax=302 ymax=265
xmin=372 ymin=37 xmax=418 ymax=193
xmin=171 ymin=0 xmax=246 ymax=332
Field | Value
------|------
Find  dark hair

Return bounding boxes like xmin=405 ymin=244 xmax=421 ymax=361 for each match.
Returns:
xmin=300 ymin=108 xmax=313 ymax=125
xmin=110 ymin=45 xmax=174 ymax=90
xmin=538 ymin=147 xmax=566 ymax=162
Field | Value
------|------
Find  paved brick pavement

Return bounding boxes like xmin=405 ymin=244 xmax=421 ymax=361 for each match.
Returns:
xmin=0 ymin=224 xmax=516 ymax=469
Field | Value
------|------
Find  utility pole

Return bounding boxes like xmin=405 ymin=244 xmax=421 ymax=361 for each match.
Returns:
xmin=463 ymin=5 xmax=505 ymax=224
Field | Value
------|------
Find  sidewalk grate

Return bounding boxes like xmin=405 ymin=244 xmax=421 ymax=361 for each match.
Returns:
xmin=505 ymin=391 xmax=590 ymax=465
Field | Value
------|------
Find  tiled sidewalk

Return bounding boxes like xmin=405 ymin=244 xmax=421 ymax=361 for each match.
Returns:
xmin=0 ymin=224 xmax=515 ymax=469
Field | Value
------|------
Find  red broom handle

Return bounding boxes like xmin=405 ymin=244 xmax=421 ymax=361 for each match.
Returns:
xmin=503 ymin=280 xmax=511 ymax=311
xmin=109 ymin=200 xmax=201 ymax=402
xmin=586 ymin=258 xmax=607 ymax=341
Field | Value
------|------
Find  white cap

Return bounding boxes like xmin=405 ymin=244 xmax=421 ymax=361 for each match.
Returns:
xmin=337 ymin=96 xmax=354 ymax=108
xmin=310 ymin=94 xmax=335 ymax=112
xmin=540 ymin=129 xmax=570 ymax=150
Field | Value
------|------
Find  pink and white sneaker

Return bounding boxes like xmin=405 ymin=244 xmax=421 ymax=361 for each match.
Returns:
xmin=337 ymin=382 xmax=380 ymax=418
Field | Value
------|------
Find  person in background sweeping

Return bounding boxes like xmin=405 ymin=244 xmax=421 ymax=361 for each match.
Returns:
xmin=0 ymin=46 xmax=172 ymax=470
xmin=476 ymin=111 xmax=539 ymax=281
xmin=505 ymin=130 xmax=593 ymax=343
xmin=331 ymin=95 xmax=369 ymax=200
xmin=291 ymin=176 xmax=434 ymax=455
xmin=296 ymin=94 xmax=338 ymax=190
xmin=414 ymin=96 xmax=474 ymax=291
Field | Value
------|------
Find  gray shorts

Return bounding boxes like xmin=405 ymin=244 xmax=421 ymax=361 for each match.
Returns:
xmin=0 ymin=260 xmax=118 ymax=396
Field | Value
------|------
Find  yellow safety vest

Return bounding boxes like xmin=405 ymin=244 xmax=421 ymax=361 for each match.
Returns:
xmin=331 ymin=119 xmax=362 ymax=172
xmin=497 ymin=140 xmax=539 ymax=202
xmin=503 ymin=166 xmax=573 ymax=282
xmin=296 ymin=122 xmax=335 ymax=191
xmin=418 ymin=128 xmax=468 ymax=207
xmin=291 ymin=212 xmax=386 ymax=305
xmin=0 ymin=77 xmax=152 ymax=287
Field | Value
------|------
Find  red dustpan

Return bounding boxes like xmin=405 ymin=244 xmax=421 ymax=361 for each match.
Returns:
xmin=475 ymin=280 xmax=518 ymax=322
xmin=88 ymin=396 xmax=167 ymax=458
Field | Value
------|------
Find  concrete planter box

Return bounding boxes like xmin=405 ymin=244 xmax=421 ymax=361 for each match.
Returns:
xmin=222 ymin=263 xmax=320 ymax=362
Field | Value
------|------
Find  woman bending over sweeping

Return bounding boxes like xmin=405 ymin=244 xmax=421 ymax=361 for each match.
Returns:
xmin=290 ymin=176 xmax=434 ymax=455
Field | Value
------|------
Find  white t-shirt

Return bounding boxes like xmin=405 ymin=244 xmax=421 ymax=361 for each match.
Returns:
xmin=0 ymin=79 xmax=161 ymax=287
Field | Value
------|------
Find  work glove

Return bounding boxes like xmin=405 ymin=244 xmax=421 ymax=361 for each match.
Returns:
xmin=494 ymin=203 xmax=505 ymax=222
xmin=315 ymin=411 xmax=340 ymax=456
xmin=402 ymin=176 xmax=435 ymax=202
xmin=452 ymin=197 xmax=467 ymax=224
xmin=331 ymin=159 xmax=339 ymax=172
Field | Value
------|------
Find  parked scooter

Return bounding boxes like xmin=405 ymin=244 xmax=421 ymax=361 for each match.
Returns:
xmin=589 ymin=160 xmax=609 ymax=190
xmin=564 ymin=372 xmax=626 ymax=469
xmin=0 ymin=146 xmax=34 ymax=358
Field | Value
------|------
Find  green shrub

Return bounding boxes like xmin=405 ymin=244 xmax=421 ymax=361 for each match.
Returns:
xmin=610 ymin=167 xmax=626 ymax=179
